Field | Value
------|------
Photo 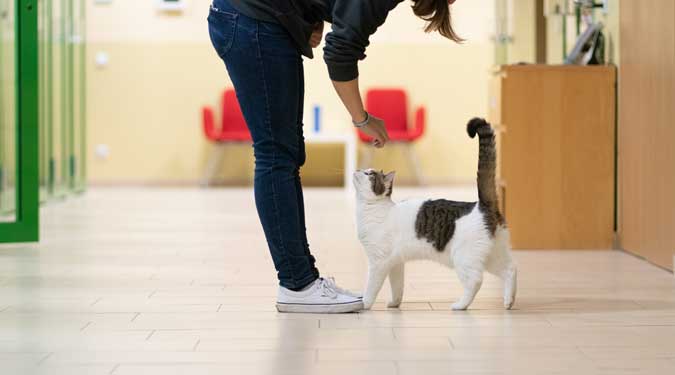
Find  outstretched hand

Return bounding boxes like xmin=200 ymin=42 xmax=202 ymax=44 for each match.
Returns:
xmin=359 ymin=115 xmax=389 ymax=148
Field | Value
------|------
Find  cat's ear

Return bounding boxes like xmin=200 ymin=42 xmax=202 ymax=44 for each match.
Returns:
xmin=383 ymin=171 xmax=396 ymax=184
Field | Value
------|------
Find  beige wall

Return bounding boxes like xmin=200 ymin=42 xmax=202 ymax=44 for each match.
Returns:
xmin=86 ymin=0 xmax=496 ymax=185
xmin=509 ymin=0 xmax=537 ymax=64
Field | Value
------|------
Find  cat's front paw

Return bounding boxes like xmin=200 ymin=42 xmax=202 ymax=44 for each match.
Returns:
xmin=362 ymin=297 xmax=376 ymax=310
xmin=387 ymin=299 xmax=402 ymax=308
xmin=504 ymin=298 xmax=514 ymax=310
xmin=451 ymin=301 xmax=469 ymax=311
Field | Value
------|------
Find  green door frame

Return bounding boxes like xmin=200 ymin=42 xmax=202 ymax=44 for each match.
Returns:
xmin=0 ymin=0 xmax=39 ymax=243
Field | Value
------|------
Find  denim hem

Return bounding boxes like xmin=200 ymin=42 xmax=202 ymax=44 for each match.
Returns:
xmin=281 ymin=273 xmax=319 ymax=291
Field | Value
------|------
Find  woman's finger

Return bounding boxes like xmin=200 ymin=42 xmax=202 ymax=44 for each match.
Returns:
xmin=374 ymin=136 xmax=384 ymax=148
xmin=379 ymin=129 xmax=389 ymax=142
xmin=378 ymin=130 xmax=388 ymax=144
xmin=375 ymin=136 xmax=383 ymax=146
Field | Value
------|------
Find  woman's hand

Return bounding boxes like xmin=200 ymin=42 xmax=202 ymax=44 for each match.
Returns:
xmin=330 ymin=78 xmax=388 ymax=147
xmin=309 ymin=22 xmax=324 ymax=48
xmin=358 ymin=115 xmax=389 ymax=148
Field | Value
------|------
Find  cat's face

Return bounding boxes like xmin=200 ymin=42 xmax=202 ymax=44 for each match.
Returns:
xmin=354 ymin=169 xmax=395 ymax=200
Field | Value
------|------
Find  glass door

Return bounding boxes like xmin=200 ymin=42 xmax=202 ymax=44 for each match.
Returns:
xmin=43 ymin=0 xmax=84 ymax=196
xmin=493 ymin=0 xmax=513 ymax=66
xmin=51 ymin=0 xmax=67 ymax=197
xmin=0 ymin=0 xmax=16 ymax=222
xmin=69 ymin=0 xmax=85 ymax=191
xmin=0 ymin=0 xmax=39 ymax=243
xmin=38 ymin=0 xmax=50 ymax=200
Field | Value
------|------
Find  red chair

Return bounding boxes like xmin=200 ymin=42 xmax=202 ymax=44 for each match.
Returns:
xmin=357 ymin=88 xmax=426 ymax=184
xmin=200 ymin=89 xmax=251 ymax=186
xmin=202 ymin=89 xmax=250 ymax=142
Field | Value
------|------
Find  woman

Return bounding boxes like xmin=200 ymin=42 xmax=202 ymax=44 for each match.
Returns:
xmin=207 ymin=0 xmax=462 ymax=313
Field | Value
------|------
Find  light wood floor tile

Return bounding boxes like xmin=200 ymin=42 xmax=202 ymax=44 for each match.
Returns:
xmin=46 ymin=349 xmax=316 ymax=365
xmin=0 ymin=187 xmax=674 ymax=375
xmin=3 ymin=363 xmax=116 ymax=375
xmin=114 ymin=361 xmax=396 ymax=375
xmin=396 ymin=358 xmax=597 ymax=375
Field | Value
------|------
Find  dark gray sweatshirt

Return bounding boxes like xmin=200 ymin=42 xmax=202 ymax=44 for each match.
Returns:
xmin=228 ymin=0 xmax=404 ymax=81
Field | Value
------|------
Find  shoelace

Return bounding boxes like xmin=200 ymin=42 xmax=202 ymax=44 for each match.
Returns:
xmin=319 ymin=277 xmax=361 ymax=299
xmin=318 ymin=277 xmax=339 ymax=299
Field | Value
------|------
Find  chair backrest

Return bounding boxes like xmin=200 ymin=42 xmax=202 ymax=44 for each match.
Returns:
xmin=365 ymin=89 xmax=409 ymax=132
xmin=221 ymin=89 xmax=248 ymax=133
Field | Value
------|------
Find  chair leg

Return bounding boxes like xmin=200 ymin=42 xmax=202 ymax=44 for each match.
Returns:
xmin=201 ymin=143 xmax=227 ymax=187
xmin=404 ymin=143 xmax=425 ymax=186
xmin=359 ymin=145 xmax=374 ymax=169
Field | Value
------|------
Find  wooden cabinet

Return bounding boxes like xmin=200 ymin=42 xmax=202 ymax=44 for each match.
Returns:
xmin=489 ymin=65 xmax=616 ymax=249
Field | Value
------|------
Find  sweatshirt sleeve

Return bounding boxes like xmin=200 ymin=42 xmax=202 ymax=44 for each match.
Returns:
xmin=323 ymin=0 xmax=401 ymax=82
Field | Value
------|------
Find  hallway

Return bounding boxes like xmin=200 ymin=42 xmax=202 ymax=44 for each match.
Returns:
xmin=1 ymin=187 xmax=674 ymax=374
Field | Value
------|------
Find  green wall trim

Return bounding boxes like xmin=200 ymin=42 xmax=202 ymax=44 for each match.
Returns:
xmin=0 ymin=1 xmax=5 ymax=202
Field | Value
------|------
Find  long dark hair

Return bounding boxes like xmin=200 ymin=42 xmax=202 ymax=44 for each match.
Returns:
xmin=411 ymin=0 xmax=464 ymax=43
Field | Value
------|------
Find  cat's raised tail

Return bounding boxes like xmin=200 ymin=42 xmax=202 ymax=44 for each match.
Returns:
xmin=467 ymin=118 xmax=501 ymax=216
xmin=468 ymin=118 xmax=517 ymax=309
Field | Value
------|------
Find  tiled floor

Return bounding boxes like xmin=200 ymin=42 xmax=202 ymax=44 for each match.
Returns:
xmin=1 ymin=187 xmax=674 ymax=375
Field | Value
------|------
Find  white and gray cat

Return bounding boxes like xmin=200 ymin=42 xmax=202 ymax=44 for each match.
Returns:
xmin=353 ymin=118 xmax=517 ymax=310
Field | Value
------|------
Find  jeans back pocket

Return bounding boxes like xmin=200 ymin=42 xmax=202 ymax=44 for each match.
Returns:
xmin=208 ymin=6 xmax=238 ymax=59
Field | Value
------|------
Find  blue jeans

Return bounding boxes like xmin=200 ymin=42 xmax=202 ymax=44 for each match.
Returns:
xmin=208 ymin=0 xmax=319 ymax=290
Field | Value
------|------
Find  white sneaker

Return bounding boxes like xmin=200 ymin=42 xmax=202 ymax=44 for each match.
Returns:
xmin=276 ymin=277 xmax=363 ymax=313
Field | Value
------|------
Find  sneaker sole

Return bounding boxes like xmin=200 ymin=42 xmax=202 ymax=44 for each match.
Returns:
xmin=276 ymin=300 xmax=364 ymax=314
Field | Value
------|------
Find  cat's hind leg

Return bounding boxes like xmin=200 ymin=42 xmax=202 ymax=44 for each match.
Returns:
xmin=485 ymin=229 xmax=517 ymax=309
xmin=486 ymin=261 xmax=516 ymax=309
xmin=502 ymin=264 xmax=517 ymax=310
xmin=451 ymin=244 xmax=489 ymax=311
xmin=452 ymin=267 xmax=483 ymax=311
xmin=387 ymin=263 xmax=405 ymax=308
xmin=363 ymin=264 xmax=390 ymax=310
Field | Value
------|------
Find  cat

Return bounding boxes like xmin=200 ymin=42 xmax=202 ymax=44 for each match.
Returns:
xmin=353 ymin=118 xmax=517 ymax=311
